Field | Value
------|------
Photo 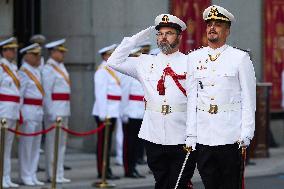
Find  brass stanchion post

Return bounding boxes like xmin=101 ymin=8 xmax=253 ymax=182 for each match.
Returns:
xmin=51 ymin=117 xmax=62 ymax=189
xmin=0 ymin=119 xmax=7 ymax=189
xmin=92 ymin=118 xmax=115 ymax=188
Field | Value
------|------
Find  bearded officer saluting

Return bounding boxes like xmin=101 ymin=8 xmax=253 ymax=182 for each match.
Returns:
xmin=107 ymin=14 xmax=196 ymax=189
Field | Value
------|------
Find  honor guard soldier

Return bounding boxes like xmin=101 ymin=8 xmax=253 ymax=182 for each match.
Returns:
xmin=120 ymin=47 xmax=145 ymax=178
xmin=0 ymin=37 xmax=20 ymax=188
xmin=18 ymin=44 xmax=45 ymax=186
xmin=42 ymin=39 xmax=71 ymax=183
xmin=30 ymin=34 xmax=46 ymax=69
xmin=185 ymin=5 xmax=256 ymax=189
xmin=107 ymin=14 xmax=196 ymax=189
xmin=92 ymin=44 xmax=121 ymax=180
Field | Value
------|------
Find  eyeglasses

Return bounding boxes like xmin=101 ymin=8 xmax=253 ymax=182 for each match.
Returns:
xmin=156 ymin=31 xmax=177 ymax=38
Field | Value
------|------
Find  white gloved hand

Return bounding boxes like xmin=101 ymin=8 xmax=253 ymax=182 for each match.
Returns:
xmin=238 ymin=137 xmax=251 ymax=148
xmin=130 ymin=26 xmax=155 ymax=45
xmin=185 ymin=136 xmax=197 ymax=151
xmin=99 ymin=116 xmax=106 ymax=122
xmin=122 ymin=115 xmax=129 ymax=124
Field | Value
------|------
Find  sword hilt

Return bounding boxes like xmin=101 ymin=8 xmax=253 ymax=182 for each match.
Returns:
xmin=183 ymin=146 xmax=192 ymax=153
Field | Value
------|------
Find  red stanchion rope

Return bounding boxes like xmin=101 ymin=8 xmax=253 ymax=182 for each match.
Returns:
xmin=7 ymin=123 xmax=106 ymax=137
xmin=8 ymin=125 xmax=56 ymax=136
xmin=61 ymin=123 xmax=105 ymax=136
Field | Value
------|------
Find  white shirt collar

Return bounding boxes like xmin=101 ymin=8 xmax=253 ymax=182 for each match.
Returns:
xmin=207 ymin=44 xmax=228 ymax=54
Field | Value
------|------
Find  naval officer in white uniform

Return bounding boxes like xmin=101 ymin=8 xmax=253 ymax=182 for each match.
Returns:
xmin=18 ymin=43 xmax=45 ymax=186
xmin=107 ymin=14 xmax=196 ymax=189
xmin=185 ymin=5 xmax=256 ymax=189
xmin=42 ymin=39 xmax=71 ymax=183
xmin=0 ymin=37 xmax=20 ymax=188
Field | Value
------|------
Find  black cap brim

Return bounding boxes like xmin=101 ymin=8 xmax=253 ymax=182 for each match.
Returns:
xmin=155 ymin=22 xmax=182 ymax=32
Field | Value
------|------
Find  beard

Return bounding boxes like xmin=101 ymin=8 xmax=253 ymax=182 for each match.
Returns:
xmin=157 ymin=37 xmax=179 ymax=54
xmin=208 ymin=37 xmax=219 ymax=43
xmin=207 ymin=30 xmax=219 ymax=43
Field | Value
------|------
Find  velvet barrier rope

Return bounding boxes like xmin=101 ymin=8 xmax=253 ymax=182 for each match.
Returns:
xmin=8 ymin=125 xmax=56 ymax=136
xmin=61 ymin=124 xmax=105 ymax=136
xmin=7 ymin=123 xmax=106 ymax=137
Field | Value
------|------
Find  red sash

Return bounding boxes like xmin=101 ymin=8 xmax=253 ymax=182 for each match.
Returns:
xmin=0 ymin=94 xmax=20 ymax=102
xmin=51 ymin=93 xmax=70 ymax=101
xmin=107 ymin=95 xmax=121 ymax=101
xmin=157 ymin=66 xmax=187 ymax=96
xmin=129 ymin=95 xmax=144 ymax=101
xmin=23 ymin=98 xmax=43 ymax=106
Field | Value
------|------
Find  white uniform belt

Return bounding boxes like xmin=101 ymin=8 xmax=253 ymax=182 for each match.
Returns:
xmin=197 ymin=102 xmax=241 ymax=114
xmin=145 ymin=103 xmax=186 ymax=115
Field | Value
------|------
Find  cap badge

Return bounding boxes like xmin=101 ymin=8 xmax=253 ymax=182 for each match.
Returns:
xmin=208 ymin=7 xmax=219 ymax=17
xmin=162 ymin=15 xmax=169 ymax=23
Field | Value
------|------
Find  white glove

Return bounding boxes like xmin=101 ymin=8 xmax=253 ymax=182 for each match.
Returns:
xmin=122 ymin=115 xmax=129 ymax=124
xmin=99 ymin=116 xmax=106 ymax=122
xmin=130 ymin=26 xmax=155 ymax=45
xmin=185 ymin=136 xmax=197 ymax=151
xmin=238 ymin=137 xmax=251 ymax=148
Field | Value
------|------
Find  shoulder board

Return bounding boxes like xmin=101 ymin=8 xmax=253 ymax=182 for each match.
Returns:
xmin=186 ymin=46 xmax=205 ymax=54
xmin=233 ymin=47 xmax=250 ymax=53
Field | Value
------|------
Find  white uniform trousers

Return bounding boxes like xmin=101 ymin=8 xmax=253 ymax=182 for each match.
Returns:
xmin=115 ymin=118 xmax=123 ymax=165
xmin=44 ymin=116 xmax=68 ymax=180
xmin=19 ymin=120 xmax=42 ymax=182
xmin=0 ymin=119 xmax=17 ymax=183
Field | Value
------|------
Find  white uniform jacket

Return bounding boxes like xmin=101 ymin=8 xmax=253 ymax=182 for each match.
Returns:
xmin=186 ymin=45 xmax=256 ymax=146
xmin=121 ymin=74 xmax=145 ymax=119
xmin=0 ymin=58 xmax=20 ymax=119
xmin=42 ymin=58 xmax=71 ymax=121
xmin=92 ymin=61 xmax=122 ymax=119
xmin=107 ymin=37 xmax=188 ymax=145
xmin=19 ymin=62 xmax=44 ymax=121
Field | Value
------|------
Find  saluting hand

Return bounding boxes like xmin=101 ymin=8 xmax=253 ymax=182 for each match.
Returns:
xmin=130 ymin=26 xmax=155 ymax=45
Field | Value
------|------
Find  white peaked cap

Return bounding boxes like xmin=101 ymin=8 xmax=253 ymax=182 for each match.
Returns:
xmin=45 ymin=39 xmax=65 ymax=48
xmin=0 ymin=37 xmax=18 ymax=48
xmin=30 ymin=34 xmax=46 ymax=44
xmin=155 ymin=14 xmax=187 ymax=31
xmin=98 ymin=44 xmax=117 ymax=54
xmin=20 ymin=43 xmax=41 ymax=54
xmin=203 ymin=5 xmax=235 ymax=22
